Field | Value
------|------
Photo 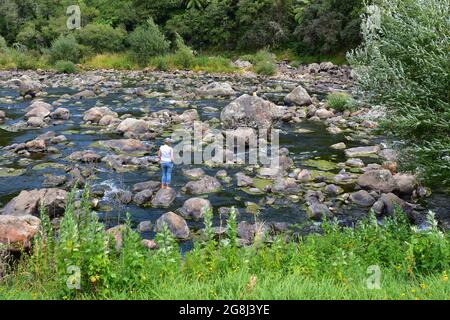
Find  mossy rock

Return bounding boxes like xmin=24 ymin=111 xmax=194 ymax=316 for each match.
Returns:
xmin=0 ymin=167 xmax=26 ymax=177
xmin=245 ymin=202 xmax=260 ymax=215
xmin=253 ymin=177 xmax=273 ymax=190
xmin=303 ymin=159 xmax=338 ymax=171
xmin=32 ymin=162 xmax=66 ymax=170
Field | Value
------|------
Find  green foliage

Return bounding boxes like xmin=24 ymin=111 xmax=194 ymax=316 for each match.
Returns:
xmin=1 ymin=188 xmax=449 ymax=299
xmin=82 ymin=53 xmax=137 ymax=70
xmin=0 ymin=36 xmax=7 ymax=52
xmin=326 ymin=92 xmax=355 ymax=112
xmin=170 ymin=34 xmax=195 ymax=69
xmin=242 ymin=50 xmax=277 ymax=76
xmin=75 ymin=24 xmax=127 ymax=53
xmin=347 ymin=0 xmax=450 ymax=187
xmin=49 ymin=35 xmax=80 ymax=64
xmin=128 ymin=18 xmax=170 ymax=66
xmin=294 ymin=0 xmax=364 ymax=55
xmin=54 ymin=60 xmax=77 ymax=74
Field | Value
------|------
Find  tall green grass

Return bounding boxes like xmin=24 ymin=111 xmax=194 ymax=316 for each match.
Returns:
xmin=0 ymin=186 xmax=449 ymax=300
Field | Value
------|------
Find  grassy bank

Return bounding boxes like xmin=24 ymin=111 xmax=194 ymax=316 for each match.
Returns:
xmin=0 ymin=48 xmax=346 ymax=75
xmin=0 ymin=187 xmax=448 ymax=300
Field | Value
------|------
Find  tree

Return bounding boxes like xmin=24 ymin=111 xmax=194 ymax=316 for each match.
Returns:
xmin=348 ymin=0 xmax=450 ymax=187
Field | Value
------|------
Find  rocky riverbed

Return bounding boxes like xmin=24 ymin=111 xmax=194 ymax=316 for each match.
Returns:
xmin=0 ymin=63 xmax=449 ymax=252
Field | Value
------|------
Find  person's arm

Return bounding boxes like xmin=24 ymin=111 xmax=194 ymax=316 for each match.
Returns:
xmin=170 ymin=148 xmax=174 ymax=162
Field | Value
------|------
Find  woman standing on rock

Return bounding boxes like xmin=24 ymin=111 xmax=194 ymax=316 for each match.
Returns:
xmin=158 ymin=138 xmax=175 ymax=189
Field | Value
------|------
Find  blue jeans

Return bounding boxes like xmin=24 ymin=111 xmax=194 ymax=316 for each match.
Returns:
xmin=161 ymin=162 xmax=173 ymax=185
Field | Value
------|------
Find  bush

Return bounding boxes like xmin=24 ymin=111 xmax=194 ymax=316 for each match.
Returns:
xmin=0 ymin=36 xmax=7 ymax=52
xmin=242 ymin=50 xmax=277 ymax=76
xmin=49 ymin=35 xmax=80 ymax=64
xmin=54 ymin=60 xmax=77 ymax=73
xmin=170 ymin=34 xmax=195 ymax=69
xmin=128 ymin=18 xmax=170 ymax=66
xmin=254 ymin=60 xmax=276 ymax=76
xmin=326 ymin=92 xmax=354 ymax=112
xmin=76 ymin=24 xmax=126 ymax=53
xmin=82 ymin=53 xmax=137 ymax=70
xmin=347 ymin=0 xmax=450 ymax=187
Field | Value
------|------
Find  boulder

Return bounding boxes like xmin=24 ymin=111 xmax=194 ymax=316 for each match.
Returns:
xmin=133 ymin=190 xmax=153 ymax=207
xmin=137 ymin=221 xmax=152 ymax=233
xmin=132 ymin=180 xmax=160 ymax=193
xmin=179 ymin=109 xmax=199 ymax=123
xmin=0 ymin=215 xmax=41 ymax=251
xmin=69 ymin=150 xmax=101 ymax=163
xmin=106 ymin=225 xmax=126 ymax=251
xmin=25 ymin=139 xmax=46 ymax=153
xmin=315 ymin=108 xmax=334 ymax=119
xmin=50 ymin=108 xmax=70 ymax=120
xmin=27 ymin=117 xmax=46 ymax=128
xmin=99 ymin=139 xmax=147 ymax=154
xmin=182 ymin=168 xmax=205 ymax=180
xmin=297 ymin=169 xmax=313 ymax=182
xmin=179 ymin=198 xmax=212 ymax=220
xmin=184 ymin=176 xmax=222 ymax=195
xmin=17 ymin=75 xmax=42 ymax=97
xmin=43 ymin=175 xmax=67 ymax=188
xmin=83 ymin=107 xmax=118 ymax=124
xmin=351 ymin=190 xmax=376 ymax=207
xmin=237 ymin=221 xmax=255 ymax=242
xmin=331 ymin=142 xmax=347 ymax=150
xmin=284 ymin=85 xmax=312 ymax=106
xmin=233 ymin=60 xmax=252 ymax=69
xmin=345 ymin=146 xmax=380 ymax=158
xmin=151 ymin=188 xmax=177 ymax=208
xmin=142 ymin=239 xmax=159 ymax=250
xmin=220 ymin=94 xmax=284 ymax=129
xmin=393 ymin=174 xmax=417 ymax=195
xmin=117 ymin=118 xmax=149 ymax=135
xmin=197 ymin=82 xmax=236 ymax=97
xmin=1 ymin=188 xmax=67 ymax=218
xmin=25 ymin=106 xmax=50 ymax=119
xmin=236 ymin=172 xmax=254 ymax=187
xmin=155 ymin=212 xmax=190 ymax=240
xmin=24 ymin=101 xmax=53 ymax=113
xmin=357 ymin=169 xmax=397 ymax=193
xmin=325 ymin=184 xmax=344 ymax=195
xmin=372 ymin=193 xmax=415 ymax=221
xmin=73 ymin=90 xmax=96 ymax=100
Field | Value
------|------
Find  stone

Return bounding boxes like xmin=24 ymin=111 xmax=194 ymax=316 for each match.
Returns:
xmin=284 ymin=85 xmax=312 ymax=106
xmin=151 ymin=188 xmax=177 ymax=207
xmin=345 ymin=146 xmax=380 ymax=158
xmin=132 ymin=181 xmax=160 ymax=193
xmin=393 ymin=174 xmax=418 ymax=195
xmin=0 ymin=215 xmax=41 ymax=251
xmin=133 ymin=190 xmax=153 ymax=207
xmin=142 ymin=239 xmax=158 ymax=250
xmin=220 ymin=94 xmax=284 ymax=129
xmin=1 ymin=188 xmax=67 ymax=218
xmin=236 ymin=172 xmax=254 ymax=187
xmin=117 ymin=118 xmax=149 ymax=135
xmin=155 ymin=212 xmax=189 ymax=240
xmin=198 ymin=82 xmax=236 ymax=97
xmin=272 ymin=177 xmax=299 ymax=194
xmin=325 ymin=184 xmax=344 ymax=195
xmin=83 ymin=107 xmax=118 ymax=123
xmin=372 ymin=193 xmax=414 ymax=220
xmin=357 ymin=169 xmax=397 ymax=193
xmin=179 ymin=198 xmax=212 ymax=220
xmin=50 ymin=108 xmax=70 ymax=120
xmin=184 ymin=176 xmax=222 ymax=195
xmin=346 ymin=158 xmax=365 ymax=168
xmin=111 ymin=190 xmax=133 ymax=204
xmin=179 ymin=109 xmax=199 ymax=123
xmin=16 ymin=75 xmax=42 ymax=97
xmin=315 ymin=108 xmax=334 ymax=119
xmin=99 ymin=139 xmax=147 ymax=154
xmin=137 ymin=221 xmax=152 ymax=233
xmin=182 ymin=168 xmax=205 ymax=180
xmin=379 ymin=149 xmax=397 ymax=162
xmin=43 ymin=175 xmax=67 ymax=188
xmin=331 ymin=142 xmax=347 ymax=150
xmin=351 ymin=190 xmax=376 ymax=207
xmin=69 ymin=150 xmax=101 ymax=163
xmin=73 ymin=90 xmax=96 ymax=100
xmin=27 ymin=117 xmax=46 ymax=128
xmin=237 ymin=221 xmax=255 ymax=242
xmin=25 ymin=106 xmax=50 ymax=119
xmin=106 ymin=225 xmax=126 ymax=251
xmin=233 ymin=60 xmax=252 ymax=68
xmin=98 ymin=115 xmax=118 ymax=126
xmin=297 ymin=169 xmax=313 ymax=182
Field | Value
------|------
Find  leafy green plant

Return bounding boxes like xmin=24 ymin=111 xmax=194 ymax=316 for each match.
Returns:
xmin=49 ymin=35 xmax=80 ymax=64
xmin=54 ymin=60 xmax=77 ymax=74
xmin=128 ymin=18 xmax=170 ymax=66
xmin=326 ymin=92 xmax=355 ymax=112
xmin=76 ymin=23 xmax=126 ymax=53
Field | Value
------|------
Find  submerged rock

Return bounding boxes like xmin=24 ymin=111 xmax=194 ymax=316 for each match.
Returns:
xmin=345 ymin=146 xmax=380 ymax=158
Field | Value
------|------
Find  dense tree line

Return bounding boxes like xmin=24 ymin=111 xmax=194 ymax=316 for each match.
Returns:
xmin=0 ymin=0 xmax=364 ymax=55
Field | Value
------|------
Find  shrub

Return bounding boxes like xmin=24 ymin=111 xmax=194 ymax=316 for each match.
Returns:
xmin=54 ymin=60 xmax=77 ymax=73
xmin=128 ymin=18 xmax=170 ymax=66
xmin=76 ymin=24 xmax=126 ymax=53
xmin=49 ymin=35 xmax=80 ymax=64
xmin=0 ymin=36 xmax=7 ymax=52
xmin=326 ymin=92 xmax=354 ymax=112
xmin=347 ymin=0 xmax=450 ymax=187
xmin=242 ymin=50 xmax=277 ymax=76
xmin=82 ymin=53 xmax=137 ymax=70
xmin=170 ymin=35 xmax=195 ymax=69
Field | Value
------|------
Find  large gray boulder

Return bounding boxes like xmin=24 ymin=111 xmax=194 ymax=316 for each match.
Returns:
xmin=1 ymin=188 xmax=67 ymax=218
xmin=83 ymin=107 xmax=118 ymax=124
xmin=284 ymin=85 xmax=312 ymax=106
xmin=151 ymin=188 xmax=177 ymax=208
xmin=357 ymin=170 xmax=397 ymax=193
xmin=15 ymin=75 xmax=42 ymax=97
xmin=220 ymin=94 xmax=284 ymax=129
xmin=155 ymin=212 xmax=190 ymax=239
xmin=179 ymin=198 xmax=212 ymax=220
xmin=351 ymin=190 xmax=376 ymax=207
xmin=116 ymin=118 xmax=149 ymax=135
xmin=197 ymin=82 xmax=236 ymax=97
xmin=99 ymin=139 xmax=147 ymax=154
xmin=184 ymin=176 xmax=222 ymax=195
xmin=0 ymin=215 xmax=41 ymax=251
xmin=393 ymin=174 xmax=418 ymax=195
xmin=371 ymin=193 xmax=416 ymax=222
